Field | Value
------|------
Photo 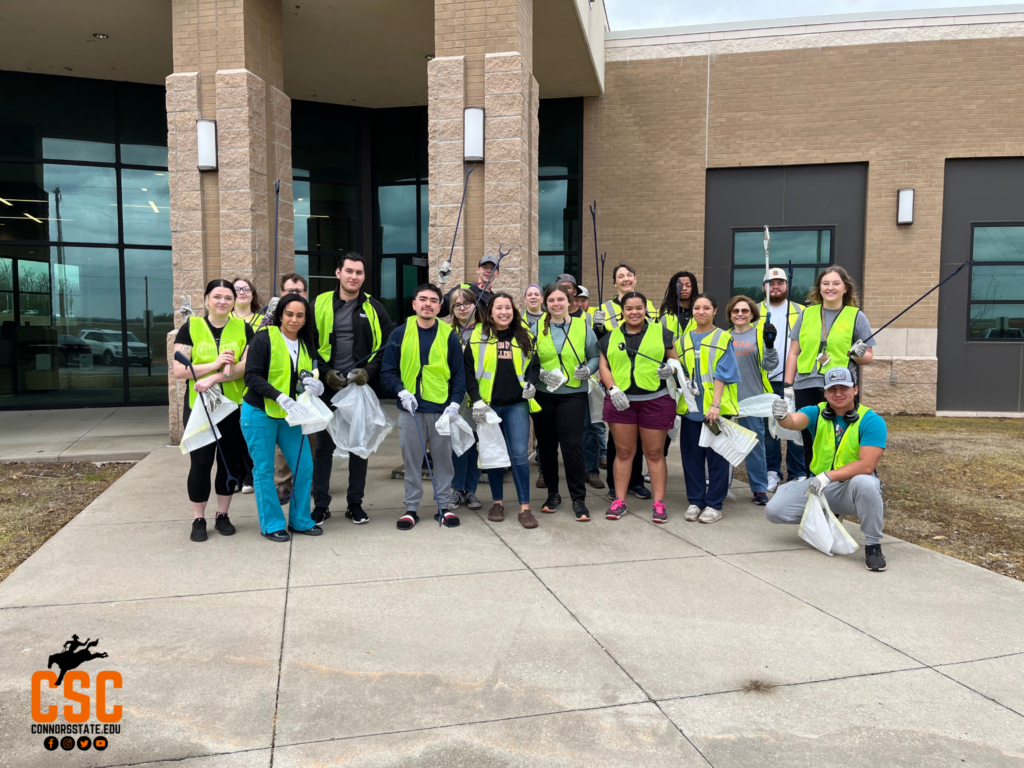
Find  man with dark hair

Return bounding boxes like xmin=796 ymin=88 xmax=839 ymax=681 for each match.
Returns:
xmin=308 ymin=251 xmax=394 ymax=525
xmin=440 ymin=254 xmax=499 ymax=317
xmin=381 ymin=283 xmax=466 ymax=529
xmin=280 ymin=272 xmax=308 ymax=296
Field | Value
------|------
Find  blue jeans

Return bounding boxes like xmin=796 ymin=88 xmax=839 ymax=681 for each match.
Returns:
xmin=737 ymin=416 xmax=768 ymax=494
xmin=240 ymin=402 xmax=314 ymax=535
xmin=485 ymin=402 xmax=532 ymax=505
xmin=679 ymin=417 xmax=730 ymax=510
xmin=765 ymin=381 xmax=806 ymax=479
xmin=452 ymin=442 xmax=481 ymax=493
xmin=583 ymin=407 xmax=607 ymax=476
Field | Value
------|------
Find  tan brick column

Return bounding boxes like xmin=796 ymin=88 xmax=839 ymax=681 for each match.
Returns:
xmin=427 ymin=56 xmax=467 ymax=287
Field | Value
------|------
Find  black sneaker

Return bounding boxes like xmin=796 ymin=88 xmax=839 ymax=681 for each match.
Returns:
xmin=263 ymin=530 xmax=290 ymax=542
xmin=190 ymin=518 xmax=208 ymax=542
xmin=311 ymin=506 xmax=331 ymax=524
xmin=346 ymin=503 xmax=369 ymax=524
xmin=214 ymin=514 xmax=235 ymax=536
xmin=541 ymin=493 xmax=562 ymax=513
xmin=288 ymin=525 xmax=323 ymax=536
xmin=629 ymin=485 xmax=652 ymax=500
xmin=865 ymin=544 xmax=887 ymax=572
xmin=573 ymin=500 xmax=591 ymax=522
xmin=607 ymin=488 xmax=616 ymax=501
xmin=752 ymin=492 xmax=768 ymax=506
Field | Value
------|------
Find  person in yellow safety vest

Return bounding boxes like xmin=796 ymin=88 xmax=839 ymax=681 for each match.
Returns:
xmin=784 ymin=266 xmax=875 ymax=472
xmin=231 ymin=277 xmax=265 ymax=331
xmin=445 ymin=285 xmax=484 ymax=512
xmin=173 ymin=279 xmax=254 ymax=543
xmin=597 ymin=292 xmax=680 ymax=525
xmin=767 ymin=366 xmax=889 ymax=572
xmin=591 ymin=263 xmax=657 ymax=336
xmin=240 ymin=294 xmax=324 ymax=542
xmin=678 ymin=294 xmax=741 ymax=525
xmin=440 ymin=253 xmax=499 ymax=317
xmin=574 ymin=284 xmax=592 ymax=319
xmin=575 ymin=283 xmax=608 ymax=490
xmin=726 ymin=295 xmax=779 ymax=507
xmin=524 ymin=283 xmax=544 ymax=329
xmin=380 ymin=283 xmax=467 ymax=530
xmin=309 ymin=252 xmax=394 ymax=527
xmin=464 ymin=292 xmax=542 ymax=529
xmin=527 ymin=283 xmax=600 ymax=522
xmin=270 ymin=272 xmax=311 ymax=504
xmin=759 ymin=267 xmax=807 ymax=491
xmin=657 ymin=270 xmax=700 ymax=356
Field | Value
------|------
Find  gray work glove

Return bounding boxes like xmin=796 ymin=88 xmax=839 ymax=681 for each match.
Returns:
xmin=807 ymin=473 xmax=832 ymax=497
xmin=347 ymin=368 xmax=369 ymax=386
xmin=438 ymin=260 xmax=452 ymax=286
xmin=656 ymin=363 xmax=673 ymax=380
xmin=609 ymin=386 xmax=630 ymax=412
xmin=574 ymin=364 xmax=590 ymax=381
xmin=398 ymin=389 xmax=417 ymax=414
xmin=592 ymin=309 xmax=605 ymax=326
xmin=303 ymin=377 xmax=324 ymax=398
xmin=275 ymin=393 xmax=308 ymax=420
xmin=849 ymin=339 xmax=868 ymax=359
xmin=538 ymin=369 xmax=560 ymax=388
xmin=325 ymin=369 xmax=347 ymax=391
xmin=522 ymin=382 xmax=537 ymax=400
xmin=472 ymin=399 xmax=489 ymax=425
xmin=265 ymin=296 xmax=280 ymax=316
xmin=771 ymin=396 xmax=790 ymax=421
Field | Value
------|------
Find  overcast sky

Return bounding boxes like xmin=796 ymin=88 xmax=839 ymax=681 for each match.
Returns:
xmin=604 ymin=1 xmax=1013 ymax=30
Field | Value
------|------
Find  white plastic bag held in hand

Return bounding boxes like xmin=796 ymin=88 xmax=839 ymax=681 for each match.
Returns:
xmin=698 ymin=419 xmax=758 ymax=467
xmin=286 ymin=391 xmax=333 ymax=434
xmin=798 ymin=491 xmax=859 ymax=556
xmin=436 ymin=408 xmax=476 ymax=457
xmin=767 ymin=389 xmax=803 ymax=442
xmin=476 ymin=409 xmax=511 ymax=469
xmin=180 ymin=384 xmax=238 ymax=454
xmin=588 ymin=377 xmax=605 ymax=423
xmin=329 ymin=383 xmax=395 ymax=459
xmin=665 ymin=359 xmax=698 ymax=414
xmin=737 ymin=393 xmax=779 ymax=418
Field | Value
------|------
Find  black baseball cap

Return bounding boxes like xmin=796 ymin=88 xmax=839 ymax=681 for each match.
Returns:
xmin=479 ymin=254 xmax=499 ymax=267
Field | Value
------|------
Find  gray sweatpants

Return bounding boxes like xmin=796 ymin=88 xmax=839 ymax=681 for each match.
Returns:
xmin=398 ymin=410 xmax=454 ymax=512
xmin=765 ymin=474 xmax=884 ymax=545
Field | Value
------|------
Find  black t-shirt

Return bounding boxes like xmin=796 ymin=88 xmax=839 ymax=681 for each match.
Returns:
xmin=175 ymin=318 xmax=255 ymax=408
xmin=598 ymin=325 xmax=674 ymax=396
xmin=489 ymin=328 xmax=525 ymax=407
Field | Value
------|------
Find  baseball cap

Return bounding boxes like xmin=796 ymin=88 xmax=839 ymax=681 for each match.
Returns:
xmin=479 ymin=254 xmax=499 ymax=267
xmin=577 ymin=285 xmax=589 ymax=298
xmin=765 ymin=268 xmax=789 ymax=282
xmin=823 ymin=367 xmax=856 ymax=389
xmin=556 ymin=273 xmax=577 ymax=286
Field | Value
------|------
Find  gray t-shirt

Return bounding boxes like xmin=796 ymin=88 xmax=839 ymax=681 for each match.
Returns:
xmin=331 ymin=298 xmax=358 ymax=372
xmin=730 ymin=327 xmax=779 ymax=401
xmin=537 ymin=320 xmax=600 ymax=395
xmin=789 ymin=307 xmax=874 ymax=390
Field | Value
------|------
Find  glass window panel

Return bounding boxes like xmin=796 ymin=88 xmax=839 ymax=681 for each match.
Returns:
xmin=734 ymin=229 xmax=832 ymax=267
xmin=539 ymin=255 xmax=566 ymax=290
xmin=539 ymin=179 xmax=579 ymax=253
xmin=401 ymin=263 xmax=427 ymax=321
xmin=971 ymin=265 xmax=1024 ymax=302
xmin=121 ymin=169 xmax=171 ymax=246
xmin=294 ymin=253 xmax=309 ymax=282
xmin=538 ymin=99 xmax=581 ymax=176
xmin=379 ymin=258 xmax=397 ymax=323
xmin=970 ymin=303 xmax=1024 ymax=339
xmin=419 ymin=185 xmax=428 ymax=254
xmin=972 ymin=226 xmax=1024 ymax=263
xmin=0 ymin=72 xmax=116 ymax=162
xmin=732 ymin=266 xmax=825 ymax=305
xmin=0 ymin=163 xmax=118 ymax=243
xmin=125 ymin=249 xmax=171 ymax=402
xmin=0 ymin=257 xmax=11 ymax=291
xmin=291 ymin=100 xmax=358 ymax=181
xmin=378 ymin=185 xmax=417 ymax=254
xmin=294 ymin=181 xmax=358 ymax=253
xmin=372 ymin=107 xmax=423 ymax=184
xmin=118 ymin=83 xmax=169 ymax=167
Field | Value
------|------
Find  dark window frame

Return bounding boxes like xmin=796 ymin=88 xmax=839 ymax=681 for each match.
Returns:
xmin=538 ymin=98 xmax=584 ymax=286
xmin=967 ymin=222 xmax=1024 ymax=342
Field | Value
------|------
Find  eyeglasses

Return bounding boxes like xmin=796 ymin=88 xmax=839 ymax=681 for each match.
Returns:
xmin=731 ymin=309 xmax=751 ymax=314
xmin=453 ymin=302 xmax=472 ymax=311
xmin=234 ymin=286 xmax=252 ymax=294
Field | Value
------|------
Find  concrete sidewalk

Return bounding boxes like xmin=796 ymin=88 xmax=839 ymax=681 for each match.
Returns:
xmin=2 ymin=416 xmax=1023 ymax=766
xmin=0 ymin=406 xmax=169 ymax=462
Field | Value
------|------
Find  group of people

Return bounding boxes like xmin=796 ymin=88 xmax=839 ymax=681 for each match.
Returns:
xmin=175 ymin=250 xmax=891 ymax=573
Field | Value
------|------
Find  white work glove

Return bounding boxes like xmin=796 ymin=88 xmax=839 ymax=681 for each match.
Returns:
xmin=784 ymin=386 xmax=794 ymax=403
xmin=438 ymin=260 xmax=452 ymax=286
xmin=265 ymin=296 xmax=280 ymax=316
xmin=444 ymin=402 xmax=461 ymax=421
xmin=303 ymin=377 xmax=324 ymax=398
xmin=771 ymin=396 xmax=789 ymax=421
xmin=398 ymin=389 xmax=417 ymax=414
xmin=807 ymin=472 xmax=832 ymax=497
xmin=609 ymin=386 xmax=630 ymax=412
xmin=472 ymin=399 xmax=489 ymax=424
xmin=656 ymin=363 xmax=673 ymax=380
xmin=522 ymin=382 xmax=537 ymax=400
xmin=574 ymin=364 xmax=590 ymax=381
xmin=592 ymin=309 xmax=605 ymax=326
xmin=276 ymin=393 xmax=307 ymax=420
xmin=538 ymin=369 xmax=560 ymax=388
xmin=849 ymin=339 xmax=868 ymax=359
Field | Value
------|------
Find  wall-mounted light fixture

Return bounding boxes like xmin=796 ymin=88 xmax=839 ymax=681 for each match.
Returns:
xmin=897 ymin=188 xmax=914 ymax=225
xmin=464 ymin=107 xmax=484 ymax=163
xmin=197 ymin=119 xmax=218 ymax=172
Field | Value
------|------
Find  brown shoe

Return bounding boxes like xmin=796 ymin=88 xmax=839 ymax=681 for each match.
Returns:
xmin=518 ymin=508 xmax=538 ymax=529
xmin=487 ymin=503 xmax=504 ymax=522
xmin=586 ymin=474 xmax=606 ymax=489
xmin=536 ymin=474 xmax=547 ymax=488
xmin=277 ymin=485 xmax=291 ymax=504
xmin=599 ymin=457 xmax=608 ymax=469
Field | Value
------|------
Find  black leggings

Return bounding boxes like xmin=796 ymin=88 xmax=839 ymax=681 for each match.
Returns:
xmin=184 ymin=406 xmax=248 ymax=502
xmin=533 ymin=391 xmax=588 ymax=503
xmin=794 ymin=387 xmax=824 ymax=473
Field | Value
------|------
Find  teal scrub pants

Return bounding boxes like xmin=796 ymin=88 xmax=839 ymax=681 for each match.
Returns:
xmin=240 ymin=401 xmax=314 ymax=534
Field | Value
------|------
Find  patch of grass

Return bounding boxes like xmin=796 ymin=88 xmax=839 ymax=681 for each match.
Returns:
xmin=0 ymin=462 xmax=131 ymax=582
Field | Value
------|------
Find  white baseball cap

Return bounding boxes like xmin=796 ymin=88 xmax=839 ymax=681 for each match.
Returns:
xmin=765 ymin=268 xmax=788 ymax=282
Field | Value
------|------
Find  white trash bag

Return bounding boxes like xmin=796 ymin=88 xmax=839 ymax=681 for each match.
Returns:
xmin=180 ymin=384 xmax=238 ymax=454
xmin=436 ymin=408 xmax=476 ymax=457
xmin=665 ymin=359 xmax=698 ymax=414
xmin=737 ymin=392 xmax=778 ymax=418
xmin=798 ymin=490 xmax=859 ymax=556
xmin=768 ymin=389 xmax=803 ymax=442
xmin=667 ymin=414 xmax=681 ymax=443
xmin=329 ymin=384 xmax=395 ymax=459
xmin=698 ymin=418 xmax=758 ymax=467
xmin=476 ymin=408 xmax=511 ymax=470
xmin=588 ymin=377 xmax=605 ymax=423
xmin=286 ymin=390 xmax=334 ymax=435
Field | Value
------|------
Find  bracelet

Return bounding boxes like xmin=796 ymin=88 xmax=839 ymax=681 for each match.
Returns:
xmin=711 ymin=403 xmax=720 ymax=408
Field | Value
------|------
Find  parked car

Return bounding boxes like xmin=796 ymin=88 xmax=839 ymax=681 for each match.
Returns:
xmin=77 ymin=328 xmax=152 ymax=366
xmin=57 ymin=334 xmax=92 ymax=366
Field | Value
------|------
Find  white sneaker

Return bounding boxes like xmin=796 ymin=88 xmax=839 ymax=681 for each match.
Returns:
xmin=684 ymin=504 xmax=702 ymax=522
xmin=698 ymin=507 xmax=723 ymax=524
xmin=766 ymin=472 xmax=780 ymax=493
xmin=242 ymin=484 xmax=254 ymax=494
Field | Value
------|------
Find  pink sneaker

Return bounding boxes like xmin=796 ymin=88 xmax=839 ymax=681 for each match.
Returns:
xmin=652 ymin=500 xmax=668 ymax=524
xmin=606 ymin=498 xmax=627 ymax=520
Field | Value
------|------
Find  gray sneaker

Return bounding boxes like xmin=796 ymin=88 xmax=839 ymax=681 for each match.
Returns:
xmin=448 ymin=490 xmax=465 ymax=510
xmin=464 ymin=492 xmax=483 ymax=510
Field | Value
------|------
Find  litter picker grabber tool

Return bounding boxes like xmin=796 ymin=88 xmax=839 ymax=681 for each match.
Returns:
xmin=459 ymin=244 xmax=510 ymax=350
xmin=763 ymin=225 xmax=771 ymax=286
xmin=257 ymin=180 xmax=283 ymax=331
xmin=589 ymin=201 xmax=607 ymax=304
xmin=438 ymin=163 xmax=477 ymax=286
xmin=618 ymin=342 xmax=699 ymax=397
xmin=174 ymin=351 xmax=242 ymax=492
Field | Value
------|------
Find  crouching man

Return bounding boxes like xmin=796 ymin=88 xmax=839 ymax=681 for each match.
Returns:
xmin=765 ymin=367 xmax=889 ymax=572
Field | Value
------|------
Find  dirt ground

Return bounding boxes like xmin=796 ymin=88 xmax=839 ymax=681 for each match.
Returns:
xmin=0 ymin=462 xmax=131 ymax=582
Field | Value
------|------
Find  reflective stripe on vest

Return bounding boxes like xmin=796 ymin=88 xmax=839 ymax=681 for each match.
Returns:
xmin=536 ymin=316 xmax=588 ymax=389
xmin=660 ymin=313 xmax=697 ymax=357
xmin=601 ymin=297 xmax=657 ymax=331
xmin=399 ymin=317 xmax=453 ymax=405
xmin=314 ymin=291 xmax=383 ymax=365
xmin=748 ymin=320 xmax=773 ymax=395
xmin=470 ymin=325 xmax=541 ymax=412
xmin=607 ymin=323 xmax=665 ymax=392
xmin=810 ymin=404 xmax=872 ymax=476
xmin=187 ymin=316 xmax=248 ymax=407
xmin=797 ymin=305 xmax=859 ymax=375
xmin=681 ymin=328 xmax=739 ymax=416
xmin=263 ymin=326 xmax=312 ymax=419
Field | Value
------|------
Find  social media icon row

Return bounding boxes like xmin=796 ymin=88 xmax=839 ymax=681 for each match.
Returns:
xmin=44 ymin=735 xmax=109 ymax=751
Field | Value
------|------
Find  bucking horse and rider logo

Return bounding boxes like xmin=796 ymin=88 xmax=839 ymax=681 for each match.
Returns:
xmin=48 ymin=634 xmax=109 ymax=686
